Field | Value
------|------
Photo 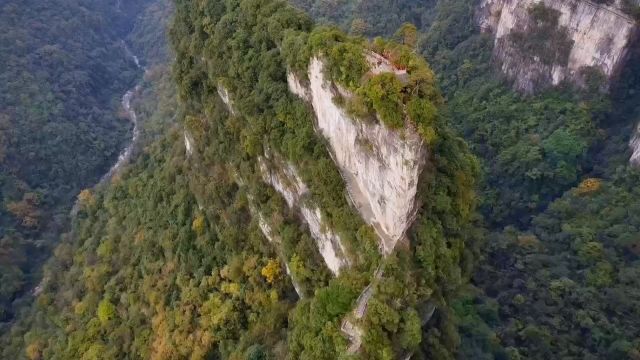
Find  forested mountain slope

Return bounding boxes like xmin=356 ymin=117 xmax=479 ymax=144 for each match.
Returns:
xmin=172 ymin=0 xmax=480 ymax=354
xmin=1 ymin=0 xmax=481 ymax=358
xmin=2 ymin=0 xmax=640 ymax=359
xmin=286 ymin=0 xmax=640 ymax=358
xmin=0 ymin=0 xmax=157 ymax=325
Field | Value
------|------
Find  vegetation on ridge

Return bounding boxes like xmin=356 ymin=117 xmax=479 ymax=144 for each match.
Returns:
xmin=170 ymin=0 xmax=478 ymax=357
xmin=288 ymin=0 xmax=640 ymax=358
xmin=5 ymin=0 xmax=640 ymax=358
xmin=284 ymin=26 xmax=442 ymax=138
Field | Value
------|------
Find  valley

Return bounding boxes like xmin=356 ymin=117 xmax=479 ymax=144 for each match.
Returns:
xmin=1 ymin=0 xmax=639 ymax=359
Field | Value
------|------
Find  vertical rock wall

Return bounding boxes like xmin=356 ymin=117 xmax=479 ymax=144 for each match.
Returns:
xmin=184 ymin=130 xmax=194 ymax=156
xmin=258 ymin=155 xmax=350 ymax=275
xmin=214 ymin=85 xmax=349 ymax=275
xmin=288 ymin=58 xmax=426 ymax=254
xmin=477 ymin=0 xmax=638 ymax=94
xmin=629 ymin=127 xmax=640 ymax=166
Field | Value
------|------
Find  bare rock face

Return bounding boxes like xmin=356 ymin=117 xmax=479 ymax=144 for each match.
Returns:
xmin=258 ymin=155 xmax=350 ymax=275
xmin=184 ymin=130 xmax=194 ymax=156
xmin=478 ymin=0 xmax=638 ymax=94
xmin=254 ymin=212 xmax=305 ymax=298
xmin=288 ymin=58 xmax=426 ymax=255
xmin=215 ymin=84 xmax=350 ymax=275
xmin=630 ymin=126 xmax=640 ymax=166
xmin=217 ymin=85 xmax=236 ymax=115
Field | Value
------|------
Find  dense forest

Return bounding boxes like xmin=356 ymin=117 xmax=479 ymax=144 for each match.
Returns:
xmin=0 ymin=0 xmax=162 ymax=324
xmin=1 ymin=0 xmax=639 ymax=358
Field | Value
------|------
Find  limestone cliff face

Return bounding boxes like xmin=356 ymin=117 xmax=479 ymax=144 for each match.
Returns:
xmin=258 ymin=154 xmax=350 ymax=275
xmin=217 ymin=85 xmax=236 ymax=115
xmin=630 ymin=126 xmax=640 ymax=166
xmin=288 ymin=58 xmax=426 ymax=254
xmin=214 ymin=83 xmax=349 ymax=275
xmin=184 ymin=130 xmax=194 ymax=156
xmin=477 ymin=0 xmax=638 ymax=94
xmin=254 ymin=211 xmax=305 ymax=298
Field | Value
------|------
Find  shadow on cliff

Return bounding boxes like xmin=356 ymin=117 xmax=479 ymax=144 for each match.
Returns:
xmin=588 ymin=37 xmax=640 ymax=174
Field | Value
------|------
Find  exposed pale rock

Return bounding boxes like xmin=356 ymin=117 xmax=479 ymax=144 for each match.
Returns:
xmin=217 ymin=85 xmax=236 ymax=115
xmin=341 ymin=319 xmax=364 ymax=353
xmin=229 ymin=171 xmax=305 ymax=297
xmin=256 ymin=213 xmax=305 ymax=298
xmin=289 ymin=58 xmax=426 ymax=353
xmin=184 ymin=130 xmax=194 ymax=156
xmin=478 ymin=0 xmax=638 ymax=93
xmin=365 ymin=51 xmax=409 ymax=83
xmin=288 ymin=58 xmax=426 ymax=254
xmin=217 ymin=84 xmax=348 ymax=275
xmin=629 ymin=125 xmax=640 ymax=166
xmin=340 ymin=266 xmax=384 ymax=353
xmin=258 ymin=155 xmax=350 ymax=275
xmin=286 ymin=72 xmax=311 ymax=101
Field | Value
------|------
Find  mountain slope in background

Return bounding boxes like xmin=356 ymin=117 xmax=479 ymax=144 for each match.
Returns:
xmin=0 ymin=0 xmax=157 ymax=325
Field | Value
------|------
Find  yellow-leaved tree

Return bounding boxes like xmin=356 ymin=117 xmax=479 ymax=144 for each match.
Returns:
xmin=261 ymin=259 xmax=281 ymax=284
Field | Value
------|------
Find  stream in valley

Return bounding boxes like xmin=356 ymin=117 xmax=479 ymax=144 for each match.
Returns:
xmin=37 ymin=46 xmax=145 ymax=297
xmin=99 ymin=45 xmax=144 ymax=185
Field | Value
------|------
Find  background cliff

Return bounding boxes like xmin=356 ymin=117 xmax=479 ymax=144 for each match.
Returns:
xmin=477 ymin=0 xmax=638 ymax=94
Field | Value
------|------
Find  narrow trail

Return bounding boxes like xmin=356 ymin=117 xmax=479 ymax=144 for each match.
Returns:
xmin=341 ymin=266 xmax=384 ymax=353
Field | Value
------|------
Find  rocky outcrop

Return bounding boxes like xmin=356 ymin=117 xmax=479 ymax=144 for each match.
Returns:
xmin=340 ymin=266 xmax=384 ymax=353
xmin=215 ymin=83 xmax=349 ymax=276
xmin=217 ymin=85 xmax=236 ymax=115
xmin=629 ymin=126 xmax=640 ymax=166
xmin=231 ymin=171 xmax=306 ymax=297
xmin=255 ymin=212 xmax=305 ymax=298
xmin=477 ymin=0 xmax=638 ymax=94
xmin=258 ymin=154 xmax=350 ymax=275
xmin=184 ymin=130 xmax=194 ymax=156
xmin=288 ymin=56 xmax=426 ymax=354
xmin=288 ymin=58 xmax=426 ymax=254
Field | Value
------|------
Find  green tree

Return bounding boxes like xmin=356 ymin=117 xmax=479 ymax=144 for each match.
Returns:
xmin=97 ymin=299 xmax=116 ymax=324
